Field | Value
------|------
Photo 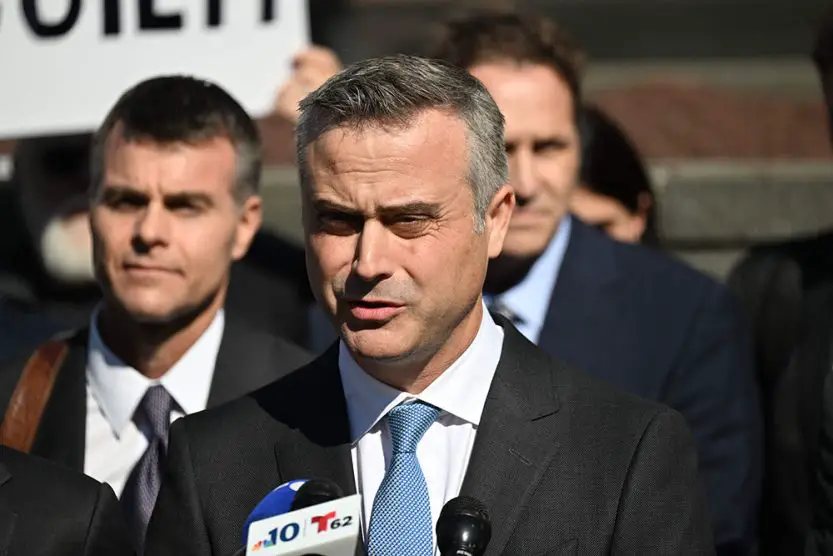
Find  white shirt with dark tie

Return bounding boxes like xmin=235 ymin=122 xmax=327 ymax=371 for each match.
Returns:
xmin=83 ymin=308 xmax=224 ymax=496
xmin=339 ymin=304 xmax=504 ymax=554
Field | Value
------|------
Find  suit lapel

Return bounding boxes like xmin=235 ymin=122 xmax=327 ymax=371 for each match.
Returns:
xmin=0 ymin=462 xmax=14 ymax=555
xmin=460 ymin=319 xmax=561 ymax=556
xmin=538 ymin=218 xmax=626 ymax=382
xmin=270 ymin=346 xmax=360 ymax=554
xmin=30 ymin=330 xmax=88 ymax=472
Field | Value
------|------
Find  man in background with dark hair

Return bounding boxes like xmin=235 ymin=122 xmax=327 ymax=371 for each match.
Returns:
xmin=432 ymin=13 xmax=761 ymax=555
xmin=0 ymin=75 xmax=309 ymax=554
xmin=0 ymin=133 xmax=312 ymax=363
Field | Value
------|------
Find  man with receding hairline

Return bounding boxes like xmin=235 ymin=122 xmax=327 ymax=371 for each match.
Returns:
xmin=147 ymin=54 xmax=712 ymax=556
xmin=298 ymin=14 xmax=762 ymax=554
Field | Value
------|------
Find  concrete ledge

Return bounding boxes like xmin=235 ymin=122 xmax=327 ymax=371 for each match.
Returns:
xmin=585 ymin=58 xmax=821 ymax=99
xmin=651 ymin=161 xmax=833 ymax=243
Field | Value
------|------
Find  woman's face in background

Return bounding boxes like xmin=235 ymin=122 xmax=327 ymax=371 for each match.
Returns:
xmin=570 ymin=186 xmax=651 ymax=244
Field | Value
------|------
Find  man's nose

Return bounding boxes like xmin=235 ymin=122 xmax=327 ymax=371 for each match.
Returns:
xmin=132 ymin=204 xmax=170 ymax=252
xmin=509 ymin=148 xmax=539 ymax=204
xmin=352 ymin=220 xmax=393 ymax=281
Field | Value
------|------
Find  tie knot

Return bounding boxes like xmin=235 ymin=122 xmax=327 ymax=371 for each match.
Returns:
xmin=135 ymin=385 xmax=175 ymax=442
xmin=386 ymin=402 xmax=440 ymax=454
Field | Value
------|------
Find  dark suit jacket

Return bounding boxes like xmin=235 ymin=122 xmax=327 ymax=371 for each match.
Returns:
xmin=728 ymin=229 xmax=833 ymax=555
xmin=0 ymin=311 xmax=311 ymax=472
xmin=0 ymin=445 xmax=134 ymax=556
xmin=146 ymin=318 xmax=715 ymax=556
xmin=534 ymin=218 xmax=762 ymax=555
xmin=804 ymin=284 xmax=833 ymax=556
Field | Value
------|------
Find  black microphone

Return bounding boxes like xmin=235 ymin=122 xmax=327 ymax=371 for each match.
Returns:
xmin=436 ymin=496 xmax=492 ymax=556
xmin=290 ymin=478 xmax=344 ymax=511
xmin=291 ymin=479 xmax=346 ymax=556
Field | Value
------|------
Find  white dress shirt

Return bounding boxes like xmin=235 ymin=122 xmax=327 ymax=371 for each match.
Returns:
xmin=484 ymin=215 xmax=572 ymax=343
xmin=339 ymin=305 xmax=504 ymax=554
xmin=84 ymin=308 xmax=225 ymax=496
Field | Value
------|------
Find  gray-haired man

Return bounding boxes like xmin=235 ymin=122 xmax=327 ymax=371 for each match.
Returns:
xmin=146 ymin=55 xmax=713 ymax=556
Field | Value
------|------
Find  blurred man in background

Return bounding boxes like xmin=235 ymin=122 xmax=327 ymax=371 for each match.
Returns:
xmin=0 ymin=131 xmax=312 ymax=363
xmin=432 ymin=17 xmax=761 ymax=553
xmin=0 ymin=75 xmax=309 ymax=554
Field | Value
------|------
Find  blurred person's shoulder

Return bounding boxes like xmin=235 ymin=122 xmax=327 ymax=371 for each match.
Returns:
xmin=0 ymin=444 xmax=101 ymax=498
xmin=574 ymin=217 xmax=739 ymax=314
xmin=734 ymin=228 xmax=833 ymax=290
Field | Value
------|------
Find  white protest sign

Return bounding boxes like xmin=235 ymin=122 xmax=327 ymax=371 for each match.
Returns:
xmin=0 ymin=0 xmax=309 ymax=139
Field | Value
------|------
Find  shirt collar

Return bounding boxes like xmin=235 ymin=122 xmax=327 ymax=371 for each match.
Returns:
xmin=86 ymin=307 xmax=225 ymax=438
xmin=491 ymin=215 xmax=571 ymax=338
xmin=339 ymin=302 xmax=505 ymax=443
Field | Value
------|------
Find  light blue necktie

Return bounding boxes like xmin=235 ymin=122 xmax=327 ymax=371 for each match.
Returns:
xmin=367 ymin=401 xmax=441 ymax=556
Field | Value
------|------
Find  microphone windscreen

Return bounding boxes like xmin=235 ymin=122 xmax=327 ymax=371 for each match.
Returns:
xmin=241 ymin=479 xmax=308 ymax=546
xmin=436 ymin=496 xmax=492 ymax=556
xmin=289 ymin=478 xmax=345 ymax=511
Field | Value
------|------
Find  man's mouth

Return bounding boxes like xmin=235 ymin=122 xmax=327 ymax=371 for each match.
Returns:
xmin=345 ymin=299 xmax=405 ymax=322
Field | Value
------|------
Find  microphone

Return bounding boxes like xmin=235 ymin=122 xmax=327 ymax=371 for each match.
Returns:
xmin=242 ymin=478 xmax=361 ymax=555
xmin=227 ymin=480 xmax=311 ymax=556
xmin=290 ymin=478 xmax=344 ymax=511
xmin=436 ymin=496 xmax=492 ymax=556
xmin=242 ymin=480 xmax=312 ymax=547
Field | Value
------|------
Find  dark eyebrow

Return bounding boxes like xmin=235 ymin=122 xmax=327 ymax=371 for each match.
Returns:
xmin=99 ymin=185 xmax=147 ymax=201
xmin=377 ymin=202 xmax=441 ymax=219
xmin=311 ymin=199 xmax=442 ymax=219
xmin=164 ymin=191 xmax=214 ymax=207
xmin=311 ymin=199 xmax=363 ymax=216
xmin=99 ymin=185 xmax=213 ymax=206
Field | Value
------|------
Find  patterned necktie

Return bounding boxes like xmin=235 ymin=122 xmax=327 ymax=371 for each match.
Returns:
xmin=367 ymin=401 xmax=441 ymax=556
xmin=120 ymin=384 xmax=175 ymax=554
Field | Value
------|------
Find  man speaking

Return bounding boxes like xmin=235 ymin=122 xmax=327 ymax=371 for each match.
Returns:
xmin=146 ymin=55 xmax=713 ymax=555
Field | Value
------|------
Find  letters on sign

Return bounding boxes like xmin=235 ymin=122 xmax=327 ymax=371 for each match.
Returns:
xmin=17 ymin=0 xmax=279 ymax=38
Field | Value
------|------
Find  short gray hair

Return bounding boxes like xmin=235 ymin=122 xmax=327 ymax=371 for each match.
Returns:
xmin=296 ymin=54 xmax=508 ymax=231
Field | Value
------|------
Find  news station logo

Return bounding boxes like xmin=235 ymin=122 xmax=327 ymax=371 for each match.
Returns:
xmin=250 ymin=511 xmax=356 ymax=551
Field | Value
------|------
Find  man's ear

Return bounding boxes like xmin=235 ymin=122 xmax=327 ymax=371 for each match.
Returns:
xmin=231 ymin=195 xmax=263 ymax=260
xmin=485 ymin=184 xmax=515 ymax=259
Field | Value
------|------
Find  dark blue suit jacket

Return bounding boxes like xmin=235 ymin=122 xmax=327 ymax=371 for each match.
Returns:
xmin=305 ymin=217 xmax=763 ymax=554
xmin=542 ymin=218 xmax=762 ymax=554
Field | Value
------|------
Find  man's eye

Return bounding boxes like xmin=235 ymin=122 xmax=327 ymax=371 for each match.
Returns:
xmin=534 ymin=140 xmax=566 ymax=154
xmin=318 ymin=213 xmax=360 ymax=235
xmin=168 ymin=202 xmax=201 ymax=214
xmin=388 ymin=215 xmax=430 ymax=238
xmin=107 ymin=196 xmax=145 ymax=211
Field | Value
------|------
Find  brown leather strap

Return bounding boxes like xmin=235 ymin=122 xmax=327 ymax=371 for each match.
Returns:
xmin=0 ymin=340 xmax=69 ymax=453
